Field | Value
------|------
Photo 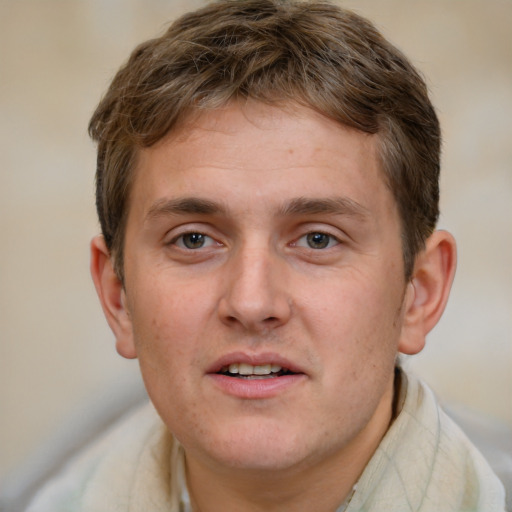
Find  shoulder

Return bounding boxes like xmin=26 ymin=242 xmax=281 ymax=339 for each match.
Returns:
xmin=25 ymin=402 xmax=173 ymax=512
xmin=348 ymin=371 xmax=506 ymax=512
xmin=406 ymin=374 xmax=505 ymax=509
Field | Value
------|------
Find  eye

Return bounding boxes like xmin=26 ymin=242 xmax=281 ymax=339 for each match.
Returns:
xmin=173 ymin=232 xmax=217 ymax=250
xmin=296 ymin=232 xmax=340 ymax=250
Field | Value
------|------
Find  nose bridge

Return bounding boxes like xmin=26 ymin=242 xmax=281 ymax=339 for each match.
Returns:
xmin=219 ymin=239 xmax=291 ymax=330
xmin=236 ymin=244 xmax=273 ymax=300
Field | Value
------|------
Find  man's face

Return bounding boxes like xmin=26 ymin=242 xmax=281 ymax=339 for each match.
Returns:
xmin=121 ymin=102 xmax=409 ymax=474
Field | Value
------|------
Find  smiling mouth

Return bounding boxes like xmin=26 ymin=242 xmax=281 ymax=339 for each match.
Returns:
xmin=218 ymin=363 xmax=296 ymax=380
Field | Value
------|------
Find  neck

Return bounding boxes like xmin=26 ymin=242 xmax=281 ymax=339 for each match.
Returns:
xmin=184 ymin=377 xmax=395 ymax=512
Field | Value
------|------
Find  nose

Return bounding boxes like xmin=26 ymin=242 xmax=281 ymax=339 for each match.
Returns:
xmin=218 ymin=245 xmax=292 ymax=332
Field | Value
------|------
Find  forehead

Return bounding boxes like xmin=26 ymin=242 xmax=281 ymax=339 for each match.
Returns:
xmin=129 ymin=102 xmax=395 ymax=224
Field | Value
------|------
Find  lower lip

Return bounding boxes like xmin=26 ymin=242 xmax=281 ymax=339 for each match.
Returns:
xmin=207 ymin=373 xmax=306 ymax=399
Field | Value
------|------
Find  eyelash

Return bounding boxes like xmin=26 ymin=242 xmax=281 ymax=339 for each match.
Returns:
xmin=293 ymin=231 xmax=341 ymax=250
xmin=169 ymin=230 xmax=340 ymax=252
xmin=170 ymin=232 xmax=218 ymax=250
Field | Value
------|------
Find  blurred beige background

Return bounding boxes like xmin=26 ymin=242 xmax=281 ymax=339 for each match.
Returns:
xmin=1 ymin=0 xmax=511 ymax=481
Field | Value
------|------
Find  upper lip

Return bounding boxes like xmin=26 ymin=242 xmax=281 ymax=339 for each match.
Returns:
xmin=207 ymin=351 xmax=306 ymax=375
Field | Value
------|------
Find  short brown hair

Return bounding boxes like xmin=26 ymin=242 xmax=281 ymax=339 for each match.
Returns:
xmin=89 ymin=0 xmax=440 ymax=281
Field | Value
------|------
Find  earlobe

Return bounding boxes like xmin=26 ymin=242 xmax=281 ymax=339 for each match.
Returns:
xmin=90 ymin=236 xmax=137 ymax=359
xmin=398 ymin=230 xmax=457 ymax=355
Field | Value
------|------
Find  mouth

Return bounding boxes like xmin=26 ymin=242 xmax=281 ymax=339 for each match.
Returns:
xmin=208 ymin=354 xmax=306 ymax=398
xmin=217 ymin=363 xmax=296 ymax=380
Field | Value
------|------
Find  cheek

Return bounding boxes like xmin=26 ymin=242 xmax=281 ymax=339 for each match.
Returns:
xmin=128 ymin=281 xmax=205 ymax=371
xmin=304 ymin=273 xmax=404 ymax=366
xmin=132 ymin=270 xmax=213 ymax=333
xmin=129 ymin=287 xmax=204 ymax=423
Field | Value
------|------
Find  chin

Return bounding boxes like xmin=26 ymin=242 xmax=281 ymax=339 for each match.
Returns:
xmin=209 ymin=445 xmax=305 ymax=473
xmin=191 ymin=420 xmax=321 ymax=473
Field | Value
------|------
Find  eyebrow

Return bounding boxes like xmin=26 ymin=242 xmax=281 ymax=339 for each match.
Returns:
xmin=279 ymin=197 xmax=370 ymax=219
xmin=146 ymin=197 xmax=226 ymax=221
xmin=145 ymin=195 xmax=370 ymax=222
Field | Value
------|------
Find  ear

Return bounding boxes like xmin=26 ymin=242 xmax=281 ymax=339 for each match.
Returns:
xmin=90 ymin=235 xmax=137 ymax=359
xmin=398 ymin=230 xmax=457 ymax=355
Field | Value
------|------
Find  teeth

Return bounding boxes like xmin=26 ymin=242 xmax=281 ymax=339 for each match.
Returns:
xmin=253 ymin=364 xmax=271 ymax=375
xmin=239 ymin=363 xmax=253 ymax=375
xmin=224 ymin=363 xmax=283 ymax=375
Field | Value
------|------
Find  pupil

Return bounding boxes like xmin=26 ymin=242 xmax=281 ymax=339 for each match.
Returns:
xmin=307 ymin=232 xmax=329 ymax=249
xmin=184 ymin=233 xmax=205 ymax=249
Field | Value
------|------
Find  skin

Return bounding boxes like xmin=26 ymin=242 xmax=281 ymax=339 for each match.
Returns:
xmin=91 ymin=102 xmax=456 ymax=512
